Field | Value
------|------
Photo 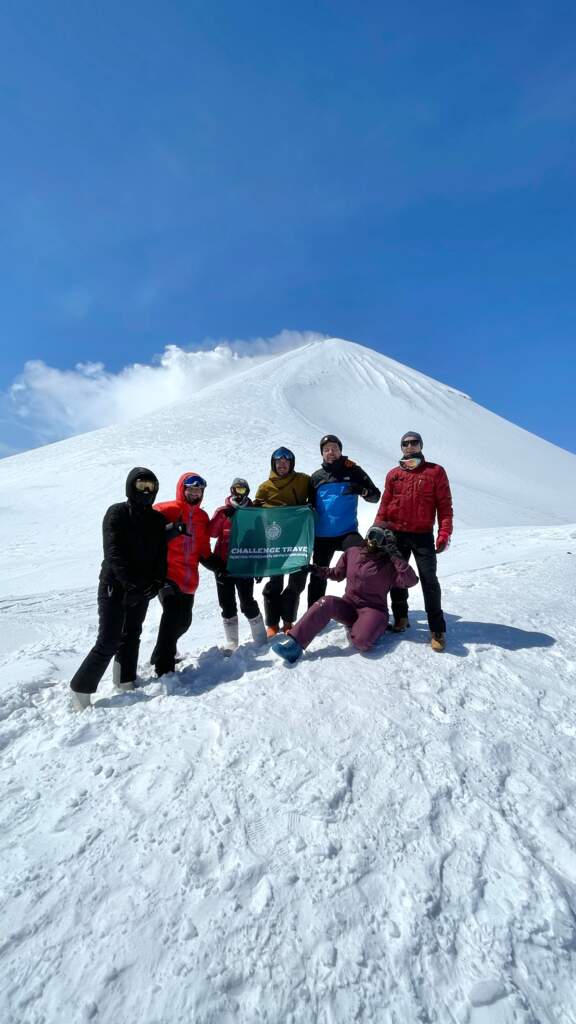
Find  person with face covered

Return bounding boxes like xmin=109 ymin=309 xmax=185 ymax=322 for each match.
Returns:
xmin=271 ymin=526 xmax=419 ymax=663
xmin=151 ymin=472 xmax=225 ymax=676
xmin=374 ymin=431 xmax=453 ymax=651
xmin=307 ymin=434 xmax=380 ymax=608
xmin=209 ymin=478 xmax=267 ymax=650
xmin=69 ymin=467 xmax=167 ymax=710
xmin=253 ymin=446 xmax=311 ymax=637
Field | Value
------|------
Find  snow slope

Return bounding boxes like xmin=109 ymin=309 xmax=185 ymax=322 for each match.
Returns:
xmin=1 ymin=338 xmax=575 ymax=1024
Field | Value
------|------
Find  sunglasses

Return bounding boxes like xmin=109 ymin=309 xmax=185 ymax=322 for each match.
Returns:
xmin=134 ymin=479 xmax=156 ymax=493
xmin=184 ymin=475 xmax=206 ymax=488
xmin=401 ymin=439 xmax=421 ymax=448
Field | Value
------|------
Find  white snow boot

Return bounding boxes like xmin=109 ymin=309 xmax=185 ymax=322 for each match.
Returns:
xmin=223 ymin=616 xmax=239 ymax=652
xmin=248 ymin=612 xmax=267 ymax=645
xmin=70 ymin=690 xmax=91 ymax=712
xmin=112 ymin=660 xmax=135 ymax=691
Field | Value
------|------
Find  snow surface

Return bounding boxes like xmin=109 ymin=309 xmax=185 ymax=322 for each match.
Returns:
xmin=1 ymin=338 xmax=575 ymax=1024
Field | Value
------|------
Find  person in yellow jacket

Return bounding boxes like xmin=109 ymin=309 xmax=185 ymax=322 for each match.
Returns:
xmin=254 ymin=446 xmax=311 ymax=636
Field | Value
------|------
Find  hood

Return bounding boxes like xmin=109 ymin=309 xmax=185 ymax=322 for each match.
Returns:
xmin=176 ymin=471 xmax=205 ymax=505
xmin=125 ymin=466 xmax=160 ymax=506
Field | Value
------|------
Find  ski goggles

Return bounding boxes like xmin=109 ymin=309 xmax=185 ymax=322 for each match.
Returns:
xmin=134 ymin=479 xmax=157 ymax=493
xmin=183 ymin=474 xmax=206 ymax=488
xmin=232 ymin=485 xmax=249 ymax=495
xmin=365 ymin=526 xmax=388 ymax=548
xmin=272 ymin=447 xmax=294 ymax=461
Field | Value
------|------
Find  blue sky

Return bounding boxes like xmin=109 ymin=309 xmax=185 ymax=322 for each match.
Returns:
xmin=1 ymin=0 xmax=575 ymax=455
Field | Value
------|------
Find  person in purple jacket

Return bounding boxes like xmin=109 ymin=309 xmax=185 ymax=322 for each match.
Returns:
xmin=271 ymin=526 xmax=419 ymax=663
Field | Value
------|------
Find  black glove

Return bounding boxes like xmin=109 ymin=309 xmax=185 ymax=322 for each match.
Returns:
xmin=158 ymin=581 xmax=179 ymax=602
xmin=142 ymin=580 xmax=162 ymax=600
xmin=166 ymin=520 xmax=188 ymax=541
xmin=223 ymin=507 xmax=236 ymax=519
xmin=215 ymin=568 xmax=230 ymax=581
xmin=201 ymin=553 xmax=228 ymax=575
xmin=123 ymin=585 xmax=147 ymax=607
xmin=254 ymin=577 xmax=263 ymax=584
xmin=381 ymin=529 xmax=401 ymax=558
xmin=342 ymin=483 xmax=363 ymax=495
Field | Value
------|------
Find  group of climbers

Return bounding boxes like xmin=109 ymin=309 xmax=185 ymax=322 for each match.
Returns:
xmin=69 ymin=430 xmax=453 ymax=709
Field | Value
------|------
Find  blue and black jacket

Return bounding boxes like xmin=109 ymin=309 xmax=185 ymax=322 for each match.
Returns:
xmin=309 ymin=456 xmax=381 ymax=538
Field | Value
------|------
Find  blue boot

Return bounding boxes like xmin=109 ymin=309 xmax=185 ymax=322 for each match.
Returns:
xmin=272 ymin=635 xmax=303 ymax=664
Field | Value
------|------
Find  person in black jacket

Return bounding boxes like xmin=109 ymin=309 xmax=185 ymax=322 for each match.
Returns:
xmin=307 ymin=434 xmax=381 ymax=608
xmin=69 ymin=467 xmax=167 ymax=710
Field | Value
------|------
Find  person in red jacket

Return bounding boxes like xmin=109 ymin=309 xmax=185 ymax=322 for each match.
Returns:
xmin=209 ymin=477 xmax=267 ymax=650
xmin=374 ymin=431 xmax=453 ymax=651
xmin=271 ymin=526 xmax=419 ymax=663
xmin=151 ymin=472 xmax=224 ymax=675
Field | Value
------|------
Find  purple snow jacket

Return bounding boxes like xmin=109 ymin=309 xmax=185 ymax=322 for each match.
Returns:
xmin=319 ymin=546 xmax=419 ymax=613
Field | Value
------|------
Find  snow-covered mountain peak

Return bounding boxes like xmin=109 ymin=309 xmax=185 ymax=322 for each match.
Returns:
xmin=0 ymin=336 xmax=574 ymax=595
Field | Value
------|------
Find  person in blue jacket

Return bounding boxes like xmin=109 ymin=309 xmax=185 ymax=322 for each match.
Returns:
xmin=307 ymin=434 xmax=381 ymax=607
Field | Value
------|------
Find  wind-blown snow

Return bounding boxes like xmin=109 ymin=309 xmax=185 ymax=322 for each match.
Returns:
xmin=1 ymin=338 xmax=575 ymax=1024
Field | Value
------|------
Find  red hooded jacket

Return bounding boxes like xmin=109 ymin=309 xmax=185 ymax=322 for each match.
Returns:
xmin=375 ymin=460 xmax=453 ymax=543
xmin=209 ymin=496 xmax=253 ymax=563
xmin=154 ymin=472 xmax=211 ymax=594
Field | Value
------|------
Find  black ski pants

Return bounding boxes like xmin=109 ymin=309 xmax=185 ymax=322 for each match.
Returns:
xmin=70 ymin=581 xmax=149 ymax=694
xmin=216 ymin=577 xmax=260 ymax=620
xmin=390 ymin=531 xmax=446 ymax=633
xmin=307 ymin=531 xmax=363 ymax=608
xmin=263 ymin=567 xmax=309 ymax=627
xmin=150 ymin=582 xmax=195 ymax=676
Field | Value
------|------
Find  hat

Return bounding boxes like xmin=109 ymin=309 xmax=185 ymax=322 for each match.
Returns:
xmin=320 ymin=434 xmax=342 ymax=452
xmin=400 ymin=431 xmax=423 ymax=446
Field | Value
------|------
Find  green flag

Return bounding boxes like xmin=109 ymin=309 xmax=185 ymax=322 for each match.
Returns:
xmin=227 ymin=507 xmax=314 ymax=577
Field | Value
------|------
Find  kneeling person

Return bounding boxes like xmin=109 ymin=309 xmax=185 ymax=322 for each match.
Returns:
xmin=273 ymin=526 xmax=418 ymax=663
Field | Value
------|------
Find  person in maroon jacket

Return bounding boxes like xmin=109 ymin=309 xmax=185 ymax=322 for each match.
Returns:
xmin=374 ymin=431 xmax=453 ymax=651
xmin=209 ymin=477 xmax=267 ymax=650
xmin=271 ymin=527 xmax=419 ymax=663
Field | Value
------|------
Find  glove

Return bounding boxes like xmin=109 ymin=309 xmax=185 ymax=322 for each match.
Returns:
xmin=342 ymin=483 xmax=363 ymax=496
xmin=201 ymin=553 xmax=229 ymax=576
xmin=254 ymin=577 xmax=263 ymax=584
xmin=166 ymin=520 xmax=188 ymax=541
xmin=381 ymin=529 xmax=401 ymax=558
xmin=435 ymin=536 xmax=450 ymax=553
xmin=215 ymin=568 xmax=230 ymax=581
xmin=223 ymin=507 xmax=236 ymax=519
xmin=142 ymin=580 xmax=161 ymax=600
xmin=158 ymin=581 xmax=179 ymax=601
xmin=123 ymin=585 xmax=148 ymax=607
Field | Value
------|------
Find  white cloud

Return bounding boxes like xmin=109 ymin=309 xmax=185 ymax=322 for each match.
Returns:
xmin=5 ymin=331 xmax=326 ymax=448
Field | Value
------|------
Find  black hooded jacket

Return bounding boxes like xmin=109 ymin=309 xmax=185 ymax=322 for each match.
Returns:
xmin=99 ymin=467 xmax=167 ymax=593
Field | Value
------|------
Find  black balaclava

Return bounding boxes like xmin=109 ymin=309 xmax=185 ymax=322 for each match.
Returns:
xmin=125 ymin=466 xmax=159 ymax=508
